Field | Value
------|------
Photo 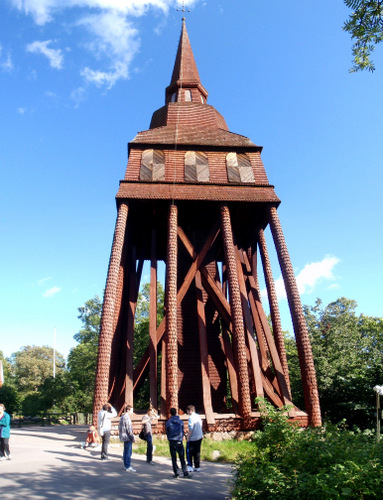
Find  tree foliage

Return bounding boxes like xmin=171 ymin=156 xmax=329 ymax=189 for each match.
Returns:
xmin=65 ymin=295 xmax=102 ymax=412
xmin=10 ymin=345 xmax=65 ymax=393
xmin=232 ymin=398 xmax=383 ymax=499
xmin=286 ymin=297 xmax=383 ymax=428
xmin=0 ymin=385 xmax=20 ymax=415
xmin=133 ymin=282 xmax=165 ymax=409
xmin=344 ymin=0 xmax=383 ymax=71
xmin=134 ymin=282 xmax=165 ymax=367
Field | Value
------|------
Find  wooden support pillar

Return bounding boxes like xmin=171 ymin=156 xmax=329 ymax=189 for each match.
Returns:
xmin=160 ymin=338 xmax=167 ymax=418
xmin=258 ymin=227 xmax=291 ymax=398
xmin=268 ymin=206 xmax=321 ymax=426
xmin=125 ymin=253 xmax=135 ymax=407
xmin=234 ymin=246 xmax=264 ymax=399
xmin=195 ymin=271 xmax=215 ymax=425
xmin=165 ymin=203 xmax=178 ymax=414
xmin=249 ymin=244 xmax=260 ymax=296
xmin=124 ymin=254 xmax=143 ymax=407
xmin=93 ymin=202 xmax=128 ymax=423
xmin=220 ymin=204 xmax=252 ymax=418
xmin=220 ymin=327 xmax=239 ymax=414
xmin=149 ymin=227 xmax=158 ymax=409
xmin=242 ymin=249 xmax=293 ymax=407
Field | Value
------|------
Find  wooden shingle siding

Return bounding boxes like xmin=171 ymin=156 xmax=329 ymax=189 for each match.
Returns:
xmin=185 ymin=151 xmax=209 ymax=182
xmin=140 ymin=149 xmax=165 ymax=181
xmin=226 ymin=152 xmax=255 ymax=184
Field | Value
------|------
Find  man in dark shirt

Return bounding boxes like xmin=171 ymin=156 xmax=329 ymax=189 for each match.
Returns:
xmin=165 ymin=408 xmax=190 ymax=478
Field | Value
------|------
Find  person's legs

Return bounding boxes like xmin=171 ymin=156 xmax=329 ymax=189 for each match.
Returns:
xmin=189 ymin=439 xmax=196 ymax=467
xmin=194 ymin=438 xmax=202 ymax=469
xmin=146 ymin=433 xmax=153 ymax=462
xmin=123 ymin=440 xmax=133 ymax=468
xmin=2 ymin=438 xmax=10 ymax=458
xmin=0 ymin=438 xmax=5 ymax=458
xmin=186 ymin=440 xmax=192 ymax=467
xmin=169 ymin=441 xmax=179 ymax=475
xmin=101 ymin=431 xmax=110 ymax=459
xmin=176 ymin=441 xmax=188 ymax=475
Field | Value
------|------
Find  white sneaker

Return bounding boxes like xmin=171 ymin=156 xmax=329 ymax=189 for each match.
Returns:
xmin=0 ymin=457 xmax=6 ymax=461
xmin=125 ymin=466 xmax=136 ymax=472
xmin=193 ymin=467 xmax=201 ymax=472
xmin=6 ymin=455 xmax=12 ymax=460
xmin=187 ymin=465 xmax=193 ymax=472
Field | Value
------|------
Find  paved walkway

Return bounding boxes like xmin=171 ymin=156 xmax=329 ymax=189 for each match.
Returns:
xmin=1 ymin=426 xmax=233 ymax=499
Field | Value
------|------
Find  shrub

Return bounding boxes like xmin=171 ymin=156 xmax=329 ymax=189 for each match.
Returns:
xmin=232 ymin=399 xmax=383 ymax=499
xmin=0 ymin=385 xmax=20 ymax=414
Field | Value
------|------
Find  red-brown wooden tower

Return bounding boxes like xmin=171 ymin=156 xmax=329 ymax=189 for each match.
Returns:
xmin=93 ymin=20 xmax=321 ymax=430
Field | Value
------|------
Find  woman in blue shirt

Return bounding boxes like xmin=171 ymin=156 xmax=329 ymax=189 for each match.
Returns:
xmin=0 ymin=403 xmax=11 ymax=460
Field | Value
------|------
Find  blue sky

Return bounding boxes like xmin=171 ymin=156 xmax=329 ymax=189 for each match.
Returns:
xmin=1 ymin=0 xmax=382 ymax=360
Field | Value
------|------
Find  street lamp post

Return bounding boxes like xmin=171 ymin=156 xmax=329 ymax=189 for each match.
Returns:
xmin=373 ymin=385 xmax=383 ymax=443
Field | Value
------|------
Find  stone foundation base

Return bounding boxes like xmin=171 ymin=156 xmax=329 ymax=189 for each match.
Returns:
xmin=109 ymin=410 xmax=309 ymax=436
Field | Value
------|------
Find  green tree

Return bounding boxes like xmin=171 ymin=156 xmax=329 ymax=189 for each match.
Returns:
xmin=66 ymin=296 xmax=102 ymax=412
xmin=0 ymin=385 xmax=20 ymax=415
xmin=133 ymin=282 xmax=165 ymax=409
xmin=64 ymin=287 xmax=164 ymax=412
xmin=38 ymin=371 xmax=79 ymax=413
xmin=287 ymin=297 xmax=383 ymax=428
xmin=0 ymin=351 xmax=12 ymax=383
xmin=344 ymin=0 xmax=383 ymax=71
xmin=134 ymin=282 xmax=165 ymax=366
xmin=11 ymin=345 xmax=65 ymax=393
xmin=74 ymin=296 xmax=102 ymax=345
xmin=232 ymin=398 xmax=383 ymax=499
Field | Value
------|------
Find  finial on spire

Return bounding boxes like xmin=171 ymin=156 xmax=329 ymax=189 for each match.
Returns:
xmin=177 ymin=3 xmax=190 ymax=16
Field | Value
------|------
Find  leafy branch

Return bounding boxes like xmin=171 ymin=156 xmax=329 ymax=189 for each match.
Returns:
xmin=343 ymin=0 xmax=383 ymax=71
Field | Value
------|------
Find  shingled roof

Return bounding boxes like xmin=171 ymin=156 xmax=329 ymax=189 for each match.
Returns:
xmin=130 ymin=19 xmax=259 ymax=149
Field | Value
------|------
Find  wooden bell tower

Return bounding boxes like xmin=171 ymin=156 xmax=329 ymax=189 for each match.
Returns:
xmin=93 ymin=19 xmax=321 ymax=429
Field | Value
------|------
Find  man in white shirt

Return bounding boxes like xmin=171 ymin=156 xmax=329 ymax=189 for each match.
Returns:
xmin=186 ymin=405 xmax=203 ymax=471
xmin=98 ymin=403 xmax=117 ymax=460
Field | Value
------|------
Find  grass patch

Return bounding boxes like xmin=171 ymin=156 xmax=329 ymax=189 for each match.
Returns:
xmin=133 ymin=436 xmax=253 ymax=463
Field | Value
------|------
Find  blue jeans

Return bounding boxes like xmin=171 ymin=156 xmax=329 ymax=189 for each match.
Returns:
xmin=146 ymin=434 xmax=153 ymax=462
xmin=123 ymin=440 xmax=133 ymax=468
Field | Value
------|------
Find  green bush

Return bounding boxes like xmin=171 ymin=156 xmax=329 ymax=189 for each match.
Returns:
xmin=232 ymin=399 xmax=383 ymax=499
xmin=0 ymin=385 xmax=20 ymax=414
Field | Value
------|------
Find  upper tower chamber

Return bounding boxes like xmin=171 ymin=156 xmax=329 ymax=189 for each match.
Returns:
xmin=93 ymin=20 xmax=321 ymax=430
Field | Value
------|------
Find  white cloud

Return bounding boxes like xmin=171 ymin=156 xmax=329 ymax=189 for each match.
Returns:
xmin=38 ymin=276 xmax=52 ymax=285
xmin=0 ymin=45 xmax=14 ymax=73
xmin=26 ymin=40 xmax=64 ymax=68
xmin=70 ymin=86 xmax=87 ymax=107
xmin=328 ymin=283 xmax=341 ymax=290
xmin=296 ymin=256 xmax=340 ymax=295
xmin=11 ymin=0 xmax=202 ymax=89
xmin=265 ymin=255 xmax=340 ymax=301
xmin=78 ymin=11 xmax=139 ymax=88
xmin=12 ymin=0 xmax=180 ymax=25
xmin=43 ymin=286 xmax=62 ymax=297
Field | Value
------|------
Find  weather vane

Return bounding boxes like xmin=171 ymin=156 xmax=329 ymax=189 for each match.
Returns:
xmin=177 ymin=2 xmax=191 ymax=16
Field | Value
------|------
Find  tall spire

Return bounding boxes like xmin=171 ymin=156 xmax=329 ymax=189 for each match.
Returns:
xmin=166 ymin=18 xmax=208 ymax=104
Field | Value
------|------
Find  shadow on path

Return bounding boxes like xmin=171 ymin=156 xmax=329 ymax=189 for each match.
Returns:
xmin=1 ymin=426 xmax=233 ymax=499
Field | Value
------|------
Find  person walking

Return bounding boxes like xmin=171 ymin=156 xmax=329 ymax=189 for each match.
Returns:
xmin=0 ymin=404 xmax=11 ymax=461
xmin=141 ymin=407 xmax=158 ymax=464
xmin=119 ymin=405 xmax=136 ymax=472
xmin=166 ymin=408 xmax=190 ymax=478
xmin=186 ymin=405 xmax=203 ymax=471
xmin=97 ymin=402 xmax=117 ymax=460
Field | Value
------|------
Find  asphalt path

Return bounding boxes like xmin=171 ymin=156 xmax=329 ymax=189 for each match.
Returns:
xmin=0 ymin=425 xmax=233 ymax=499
